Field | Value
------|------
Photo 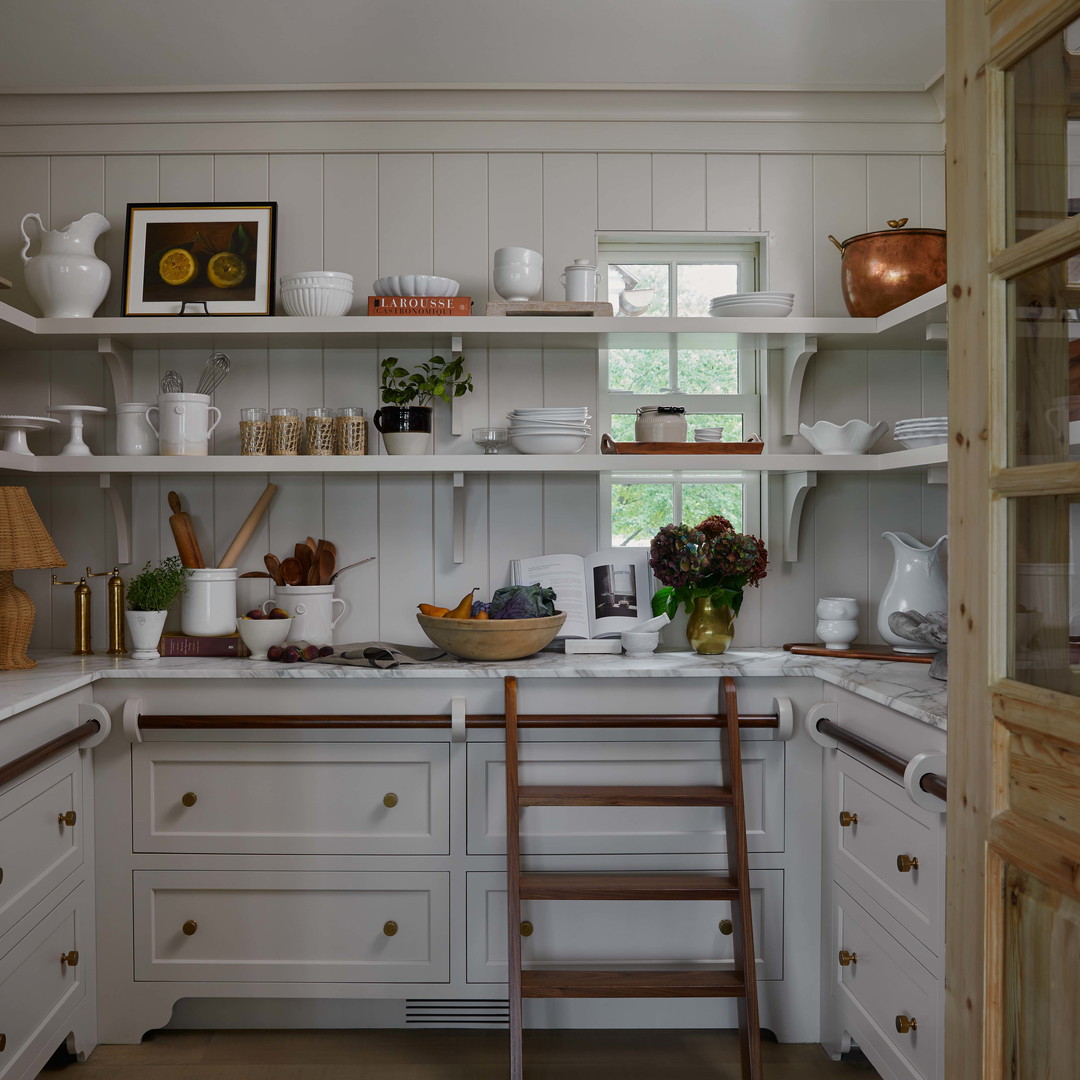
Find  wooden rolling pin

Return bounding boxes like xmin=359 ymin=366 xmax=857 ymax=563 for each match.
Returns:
xmin=217 ymin=483 xmax=278 ymax=569
xmin=167 ymin=491 xmax=205 ymax=569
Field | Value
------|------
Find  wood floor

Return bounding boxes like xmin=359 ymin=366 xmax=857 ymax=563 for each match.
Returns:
xmin=40 ymin=1029 xmax=879 ymax=1079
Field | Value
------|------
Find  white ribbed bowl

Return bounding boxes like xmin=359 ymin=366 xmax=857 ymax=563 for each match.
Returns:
xmin=372 ymin=275 xmax=460 ymax=297
xmin=280 ymin=271 xmax=354 ymax=290
xmin=280 ymin=284 xmax=354 ymax=317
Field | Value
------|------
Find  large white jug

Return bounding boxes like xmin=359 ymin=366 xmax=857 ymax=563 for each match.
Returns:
xmin=878 ymin=531 xmax=948 ymax=653
xmin=19 ymin=212 xmax=111 ymax=318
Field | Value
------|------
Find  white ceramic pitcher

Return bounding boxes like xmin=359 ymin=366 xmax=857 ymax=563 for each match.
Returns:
xmin=147 ymin=393 xmax=221 ymax=456
xmin=266 ymin=585 xmax=346 ymax=644
xmin=19 ymin=212 xmax=111 ymax=318
xmin=877 ymin=532 xmax=948 ymax=652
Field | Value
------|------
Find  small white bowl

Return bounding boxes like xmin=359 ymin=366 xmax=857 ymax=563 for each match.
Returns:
xmin=800 ymin=419 xmax=888 ymax=455
xmin=621 ymin=630 xmax=660 ymax=655
xmin=509 ymin=431 xmax=589 ymax=455
xmin=236 ymin=615 xmax=293 ymax=660
xmin=372 ymin=275 xmax=460 ymax=297
xmin=280 ymin=286 xmax=353 ymax=318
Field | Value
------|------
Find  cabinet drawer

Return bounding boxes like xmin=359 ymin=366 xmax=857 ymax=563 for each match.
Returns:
xmin=0 ymin=753 xmax=83 ymax=942
xmin=133 ymin=870 xmax=449 ymax=983
xmin=832 ymin=752 xmax=942 ymax=952
xmin=467 ymin=740 xmax=784 ymax=855
xmin=831 ymin=883 xmax=940 ymax=1080
xmin=0 ymin=883 xmax=86 ymax=1080
xmin=132 ymin=742 xmax=449 ymax=855
xmin=465 ymin=869 xmax=783 ymax=983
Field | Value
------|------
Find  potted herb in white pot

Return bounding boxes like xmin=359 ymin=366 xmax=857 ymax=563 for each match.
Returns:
xmin=125 ymin=556 xmax=189 ymax=659
xmin=374 ymin=354 xmax=473 ymax=454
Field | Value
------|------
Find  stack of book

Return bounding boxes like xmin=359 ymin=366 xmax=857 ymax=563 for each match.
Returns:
xmin=367 ymin=297 xmax=471 ymax=316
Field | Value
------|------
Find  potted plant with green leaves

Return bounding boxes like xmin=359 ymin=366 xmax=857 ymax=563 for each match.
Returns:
xmin=125 ymin=556 xmax=190 ymax=659
xmin=374 ymin=354 xmax=473 ymax=455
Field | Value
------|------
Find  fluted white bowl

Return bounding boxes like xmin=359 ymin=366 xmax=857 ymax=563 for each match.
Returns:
xmin=800 ymin=419 xmax=888 ymax=455
xmin=372 ymin=275 xmax=460 ymax=297
xmin=280 ymin=284 xmax=353 ymax=317
xmin=281 ymin=270 xmax=353 ymax=290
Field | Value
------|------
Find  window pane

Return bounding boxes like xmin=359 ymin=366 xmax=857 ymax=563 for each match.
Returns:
xmin=676 ymin=264 xmax=741 ymax=315
xmin=609 ymin=264 xmax=668 ymax=317
xmin=678 ymin=348 xmax=740 ymax=394
xmin=608 ymin=348 xmax=671 ymax=393
xmin=611 ymin=483 xmax=674 ymax=547
xmin=683 ymin=484 xmax=744 ymax=532
xmin=611 ymin=414 xmax=637 ymax=441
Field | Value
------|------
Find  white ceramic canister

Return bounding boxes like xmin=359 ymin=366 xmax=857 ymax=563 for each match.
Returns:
xmin=181 ymin=568 xmax=239 ymax=637
xmin=116 ymin=402 xmax=158 ymax=456
xmin=561 ymin=258 xmax=601 ymax=302
xmin=635 ymin=406 xmax=688 ymax=443
xmin=266 ymin=584 xmax=347 ymax=645
xmin=146 ymin=392 xmax=222 ymax=456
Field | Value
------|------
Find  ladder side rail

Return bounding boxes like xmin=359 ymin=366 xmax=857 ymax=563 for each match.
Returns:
xmin=504 ymin=676 xmax=524 ymax=1080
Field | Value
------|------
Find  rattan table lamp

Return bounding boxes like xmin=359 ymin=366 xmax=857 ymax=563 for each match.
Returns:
xmin=0 ymin=487 xmax=66 ymax=669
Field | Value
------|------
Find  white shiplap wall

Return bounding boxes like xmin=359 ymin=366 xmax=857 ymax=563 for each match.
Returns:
xmin=0 ymin=123 xmax=946 ymax=652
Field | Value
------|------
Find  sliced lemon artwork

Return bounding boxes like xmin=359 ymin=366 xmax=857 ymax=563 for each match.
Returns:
xmin=207 ymin=252 xmax=247 ymax=289
xmin=158 ymin=248 xmax=198 ymax=286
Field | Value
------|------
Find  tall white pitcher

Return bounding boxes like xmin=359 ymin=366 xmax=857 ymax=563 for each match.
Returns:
xmin=19 ymin=212 xmax=111 ymax=318
xmin=877 ymin=531 xmax=948 ymax=653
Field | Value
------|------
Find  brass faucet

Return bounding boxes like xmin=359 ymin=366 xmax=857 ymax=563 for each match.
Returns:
xmin=88 ymin=566 xmax=125 ymax=656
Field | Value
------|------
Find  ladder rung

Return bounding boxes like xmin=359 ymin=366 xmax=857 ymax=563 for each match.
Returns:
xmin=521 ymin=969 xmax=747 ymax=998
xmin=519 ymin=872 xmax=739 ymax=901
xmin=518 ymin=784 xmax=733 ymax=807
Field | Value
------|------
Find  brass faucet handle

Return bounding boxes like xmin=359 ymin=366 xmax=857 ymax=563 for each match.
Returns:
xmin=51 ymin=575 xmax=86 ymax=587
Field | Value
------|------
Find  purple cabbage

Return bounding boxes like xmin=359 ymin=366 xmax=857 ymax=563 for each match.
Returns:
xmin=488 ymin=583 xmax=557 ymax=619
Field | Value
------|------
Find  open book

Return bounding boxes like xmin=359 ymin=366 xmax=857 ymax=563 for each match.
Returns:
xmin=510 ymin=548 xmax=653 ymax=640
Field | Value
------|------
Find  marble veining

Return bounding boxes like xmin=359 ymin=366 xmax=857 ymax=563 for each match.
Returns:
xmin=0 ymin=648 xmax=947 ymax=729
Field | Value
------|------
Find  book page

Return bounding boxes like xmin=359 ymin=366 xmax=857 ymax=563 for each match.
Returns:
xmin=583 ymin=548 xmax=654 ymax=637
xmin=510 ymin=554 xmax=589 ymax=638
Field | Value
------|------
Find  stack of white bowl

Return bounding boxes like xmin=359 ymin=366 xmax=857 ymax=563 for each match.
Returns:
xmin=709 ymin=292 xmax=795 ymax=318
xmin=280 ymin=271 xmax=354 ymax=317
xmin=507 ymin=407 xmax=591 ymax=454
xmin=894 ymin=416 xmax=948 ymax=449
xmin=693 ymin=426 xmax=725 ymax=443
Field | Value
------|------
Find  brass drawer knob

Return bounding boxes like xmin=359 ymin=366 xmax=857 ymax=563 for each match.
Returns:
xmin=895 ymin=1014 xmax=918 ymax=1034
xmin=60 ymin=950 xmax=79 ymax=967
xmin=520 ymin=921 xmax=534 ymax=937
xmin=57 ymin=811 xmax=77 ymax=827
xmin=839 ymin=811 xmax=858 ymax=827
xmin=182 ymin=920 xmax=198 ymax=936
xmin=181 ymin=792 xmax=198 ymax=807
xmin=838 ymin=949 xmax=857 ymax=967
xmin=718 ymin=919 xmax=734 ymax=936
xmin=383 ymin=793 xmax=398 ymax=808
xmin=896 ymin=854 xmax=919 ymax=873
xmin=383 ymin=920 xmax=398 ymax=937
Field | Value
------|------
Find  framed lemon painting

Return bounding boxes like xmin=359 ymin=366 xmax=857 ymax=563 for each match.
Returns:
xmin=122 ymin=202 xmax=277 ymax=315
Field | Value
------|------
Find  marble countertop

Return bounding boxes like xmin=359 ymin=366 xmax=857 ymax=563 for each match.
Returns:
xmin=0 ymin=648 xmax=947 ymax=729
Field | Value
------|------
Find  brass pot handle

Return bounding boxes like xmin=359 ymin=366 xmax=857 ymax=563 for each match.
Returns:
xmin=828 ymin=235 xmax=845 ymax=254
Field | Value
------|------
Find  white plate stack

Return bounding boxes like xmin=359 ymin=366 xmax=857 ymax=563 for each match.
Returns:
xmin=507 ymin=407 xmax=592 ymax=455
xmin=709 ymin=292 xmax=794 ymax=318
xmin=693 ymin=427 xmax=725 ymax=443
xmin=893 ymin=416 xmax=948 ymax=449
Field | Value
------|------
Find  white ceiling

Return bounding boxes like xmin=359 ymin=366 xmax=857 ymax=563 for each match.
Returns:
xmin=1 ymin=0 xmax=944 ymax=94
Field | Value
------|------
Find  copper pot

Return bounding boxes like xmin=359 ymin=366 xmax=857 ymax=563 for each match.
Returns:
xmin=829 ymin=218 xmax=946 ymax=318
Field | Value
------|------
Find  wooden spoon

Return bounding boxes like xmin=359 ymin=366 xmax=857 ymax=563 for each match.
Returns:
xmin=317 ymin=546 xmax=335 ymax=586
xmin=294 ymin=543 xmax=313 ymax=581
xmin=281 ymin=556 xmax=305 ymax=586
xmin=306 ymin=536 xmax=318 ymax=556
xmin=264 ymin=553 xmax=284 ymax=586
xmin=309 ymin=539 xmax=326 ymax=584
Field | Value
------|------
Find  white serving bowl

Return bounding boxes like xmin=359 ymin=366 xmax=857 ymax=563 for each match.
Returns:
xmin=510 ymin=431 xmax=589 ymax=455
xmin=236 ymin=615 xmax=294 ymax=660
xmin=709 ymin=301 xmax=794 ymax=318
xmin=800 ymin=419 xmax=888 ymax=455
xmin=280 ymin=285 xmax=354 ymax=317
xmin=372 ymin=275 xmax=460 ymax=297
xmin=280 ymin=270 xmax=353 ymax=290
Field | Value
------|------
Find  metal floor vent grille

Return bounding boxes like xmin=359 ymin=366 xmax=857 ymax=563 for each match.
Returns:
xmin=405 ymin=999 xmax=510 ymax=1026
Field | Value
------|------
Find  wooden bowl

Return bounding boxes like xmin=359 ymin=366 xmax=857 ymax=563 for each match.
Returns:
xmin=416 ymin=612 xmax=566 ymax=660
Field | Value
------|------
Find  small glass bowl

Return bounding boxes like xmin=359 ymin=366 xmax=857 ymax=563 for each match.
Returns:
xmin=473 ymin=427 xmax=509 ymax=455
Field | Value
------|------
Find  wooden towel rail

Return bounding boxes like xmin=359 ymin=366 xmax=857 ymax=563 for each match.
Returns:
xmin=815 ymin=716 xmax=947 ymax=800
xmin=0 ymin=718 xmax=101 ymax=789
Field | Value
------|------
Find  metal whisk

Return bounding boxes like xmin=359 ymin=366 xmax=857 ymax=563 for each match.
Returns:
xmin=160 ymin=369 xmax=184 ymax=394
xmin=195 ymin=352 xmax=231 ymax=396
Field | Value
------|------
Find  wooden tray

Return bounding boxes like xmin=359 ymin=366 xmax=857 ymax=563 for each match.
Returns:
xmin=783 ymin=642 xmax=932 ymax=664
xmin=601 ymin=434 xmax=765 ymax=455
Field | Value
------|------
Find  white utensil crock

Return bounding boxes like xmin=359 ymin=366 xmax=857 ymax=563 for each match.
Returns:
xmin=561 ymin=259 xmax=600 ymax=302
xmin=181 ymin=568 xmax=238 ymax=637
xmin=125 ymin=609 xmax=167 ymax=659
xmin=147 ymin=393 xmax=221 ymax=456
xmin=266 ymin=585 xmax=346 ymax=645
xmin=116 ymin=402 xmax=158 ymax=455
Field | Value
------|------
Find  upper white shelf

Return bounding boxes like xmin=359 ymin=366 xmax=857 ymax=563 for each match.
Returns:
xmin=0 ymin=287 xmax=947 ymax=352
xmin=0 ymin=445 xmax=947 ymax=475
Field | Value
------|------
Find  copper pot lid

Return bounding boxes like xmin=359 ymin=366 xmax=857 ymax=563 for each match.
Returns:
xmin=829 ymin=218 xmax=945 ymax=253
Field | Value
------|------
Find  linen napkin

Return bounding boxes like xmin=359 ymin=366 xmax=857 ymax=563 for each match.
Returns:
xmin=310 ymin=641 xmax=448 ymax=668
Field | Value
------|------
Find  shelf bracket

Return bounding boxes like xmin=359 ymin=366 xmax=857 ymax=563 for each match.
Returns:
xmin=783 ymin=470 xmax=816 ymax=562
xmin=782 ymin=334 xmax=817 ymax=437
xmin=100 ymin=473 xmax=132 ymax=564
xmin=452 ymin=471 xmax=465 ymax=564
xmin=926 ymin=465 xmax=948 ymax=485
xmin=451 ymin=335 xmax=464 ymax=435
xmin=98 ymin=337 xmax=133 ymax=405
xmin=925 ymin=322 xmax=948 ymax=343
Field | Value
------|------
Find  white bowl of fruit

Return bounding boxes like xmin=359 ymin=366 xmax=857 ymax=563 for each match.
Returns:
xmin=236 ymin=610 xmax=293 ymax=660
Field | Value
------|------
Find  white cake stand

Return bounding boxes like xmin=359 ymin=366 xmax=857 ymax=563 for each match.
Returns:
xmin=48 ymin=405 xmax=108 ymax=456
xmin=0 ymin=415 xmax=60 ymax=455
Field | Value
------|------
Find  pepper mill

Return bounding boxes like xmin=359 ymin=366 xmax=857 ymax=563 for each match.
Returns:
xmin=88 ymin=566 xmax=125 ymax=656
xmin=51 ymin=574 xmax=92 ymax=655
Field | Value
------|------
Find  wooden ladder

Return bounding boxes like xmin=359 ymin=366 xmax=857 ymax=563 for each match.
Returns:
xmin=504 ymin=675 xmax=763 ymax=1080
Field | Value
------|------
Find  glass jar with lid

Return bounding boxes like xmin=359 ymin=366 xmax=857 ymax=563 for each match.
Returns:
xmin=635 ymin=405 xmax=688 ymax=443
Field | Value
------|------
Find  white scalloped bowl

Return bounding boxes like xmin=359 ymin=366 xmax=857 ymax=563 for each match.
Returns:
xmin=280 ymin=284 xmax=353 ymax=317
xmin=372 ymin=275 xmax=460 ymax=297
xmin=800 ymin=419 xmax=888 ymax=455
